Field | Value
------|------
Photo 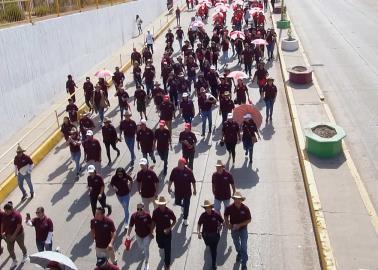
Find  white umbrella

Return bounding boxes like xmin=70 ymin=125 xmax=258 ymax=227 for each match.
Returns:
xmin=95 ymin=69 xmax=113 ymax=78
xmin=29 ymin=251 xmax=78 ymax=270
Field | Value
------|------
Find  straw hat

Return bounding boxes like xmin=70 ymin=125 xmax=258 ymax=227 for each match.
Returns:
xmin=232 ymin=191 xmax=246 ymax=201
xmin=215 ymin=160 xmax=224 ymax=167
xmin=155 ymin=196 xmax=168 ymax=205
xmin=16 ymin=145 xmax=25 ymax=153
xmin=201 ymin=199 xmax=214 ymax=208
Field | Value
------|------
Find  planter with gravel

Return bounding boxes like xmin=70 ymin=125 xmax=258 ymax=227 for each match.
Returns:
xmin=281 ymin=29 xmax=299 ymax=51
xmin=288 ymin=65 xmax=313 ymax=84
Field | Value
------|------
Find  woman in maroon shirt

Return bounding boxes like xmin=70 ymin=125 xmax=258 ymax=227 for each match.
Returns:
xmin=252 ymin=62 xmax=269 ymax=97
xmin=68 ymin=129 xmax=81 ymax=178
xmin=61 ymin=116 xmax=75 ymax=141
xmin=87 ymin=165 xmax=112 ymax=217
xmin=241 ymin=114 xmax=261 ymax=164
xmin=234 ymin=79 xmax=250 ymax=105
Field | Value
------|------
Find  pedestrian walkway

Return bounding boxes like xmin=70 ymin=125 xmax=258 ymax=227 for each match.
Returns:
xmin=0 ymin=3 xmax=320 ymax=270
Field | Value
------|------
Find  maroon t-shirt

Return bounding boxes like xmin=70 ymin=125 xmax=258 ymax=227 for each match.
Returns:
xmin=180 ymin=100 xmax=195 ymax=117
xmin=212 ymin=170 xmax=234 ymax=200
xmin=66 ymin=104 xmax=78 ymax=122
xmin=179 ymin=131 xmax=197 ymax=154
xmin=120 ymin=119 xmax=137 ymax=138
xmin=154 ymin=128 xmax=170 ymax=152
xmin=83 ymin=138 xmax=101 ymax=162
xmin=87 ymin=174 xmax=104 ymax=198
xmin=129 ymin=211 xmax=152 ymax=238
xmin=136 ymin=128 xmax=154 ymax=154
xmin=102 ymin=125 xmax=118 ymax=143
xmin=160 ymin=102 xmax=175 ymax=121
xmin=31 ymin=216 xmax=53 ymax=241
xmin=224 ymin=203 xmax=251 ymax=229
xmin=2 ymin=211 xmax=23 ymax=236
xmin=152 ymin=207 xmax=176 ymax=234
xmin=242 ymin=121 xmax=258 ymax=141
xmin=14 ymin=154 xmax=33 ymax=170
xmin=198 ymin=95 xmax=213 ymax=111
xmin=134 ymin=89 xmax=146 ymax=103
xmin=110 ymin=174 xmax=132 ymax=197
xmin=222 ymin=121 xmax=240 ymax=144
xmin=263 ymin=84 xmax=277 ymax=100
xmin=136 ymin=169 xmax=159 ymax=198
xmin=219 ymin=98 xmax=235 ymax=113
xmin=79 ymin=117 xmax=95 ymax=133
xmin=169 ymin=167 xmax=195 ymax=198
xmin=236 ymin=85 xmax=248 ymax=102
xmin=198 ymin=210 xmax=224 ymax=234
xmin=90 ymin=217 xmax=115 ymax=248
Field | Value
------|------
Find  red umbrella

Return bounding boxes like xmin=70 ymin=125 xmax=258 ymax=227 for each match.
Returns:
xmin=212 ymin=12 xmax=224 ymax=21
xmin=252 ymin=38 xmax=268 ymax=45
xmin=229 ymin=31 xmax=245 ymax=40
xmin=233 ymin=104 xmax=263 ymax=128
xmin=226 ymin=70 xmax=248 ymax=80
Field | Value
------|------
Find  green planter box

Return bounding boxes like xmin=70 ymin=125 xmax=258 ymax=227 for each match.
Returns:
xmin=277 ymin=20 xmax=291 ymax=29
xmin=304 ymin=122 xmax=346 ymax=158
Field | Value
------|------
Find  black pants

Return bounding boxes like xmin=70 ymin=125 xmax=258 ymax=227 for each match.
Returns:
xmin=183 ymin=151 xmax=195 ymax=170
xmin=90 ymin=193 xmax=110 ymax=216
xmin=175 ymin=196 xmax=190 ymax=219
xmin=203 ymin=233 xmax=220 ymax=269
xmin=156 ymin=232 xmax=172 ymax=267
xmin=104 ymin=141 xmax=120 ymax=162
xmin=147 ymin=44 xmax=154 ymax=54
xmin=221 ymin=111 xmax=228 ymax=124
xmin=245 ymin=63 xmax=252 ymax=77
xmin=226 ymin=142 xmax=236 ymax=162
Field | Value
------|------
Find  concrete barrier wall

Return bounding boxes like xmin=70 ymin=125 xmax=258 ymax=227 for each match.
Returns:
xmin=0 ymin=0 xmax=167 ymax=144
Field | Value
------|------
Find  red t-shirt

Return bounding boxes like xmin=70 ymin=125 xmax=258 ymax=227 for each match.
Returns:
xmin=152 ymin=207 xmax=176 ymax=234
xmin=83 ymin=139 xmax=101 ymax=162
xmin=154 ymin=128 xmax=170 ymax=152
xmin=2 ymin=211 xmax=23 ymax=236
xmin=198 ymin=210 xmax=224 ymax=234
xmin=222 ymin=120 xmax=240 ymax=144
xmin=129 ymin=211 xmax=152 ymax=238
xmin=87 ymin=174 xmax=104 ymax=198
xmin=32 ymin=216 xmax=53 ymax=241
xmin=90 ymin=217 xmax=115 ymax=248
xmin=136 ymin=128 xmax=154 ymax=154
xmin=179 ymin=131 xmax=197 ymax=154
xmin=110 ymin=174 xmax=132 ymax=197
xmin=120 ymin=119 xmax=137 ymax=138
xmin=224 ymin=203 xmax=251 ymax=229
xmin=136 ymin=169 xmax=159 ymax=198
xmin=160 ymin=101 xmax=175 ymax=121
xmin=212 ymin=170 xmax=234 ymax=200
xmin=169 ymin=167 xmax=195 ymax=198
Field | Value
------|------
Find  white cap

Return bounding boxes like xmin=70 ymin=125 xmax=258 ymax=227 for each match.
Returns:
xmin=139 ymin=158 xmax=148 ymax=166
xmin=182 ymin=92 xmax=189 ymax=98
xmin=140 ymin=119 xmax=147 ymax=125
xmin=87 ymin=165 xmax=95 ymax=173
xmin=243 ymin=113 xmax=252 ymax=119
xmin=86 ymin=130 xmax=93 ymax=136
xmin=227 ymin=113 xmax=233 ymax=119
xmin=210 ymin=66 xmax=216 ymax=70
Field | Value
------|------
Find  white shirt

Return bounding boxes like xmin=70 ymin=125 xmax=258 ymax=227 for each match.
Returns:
xmin=146 ymin=33 xmax=154 ymax=44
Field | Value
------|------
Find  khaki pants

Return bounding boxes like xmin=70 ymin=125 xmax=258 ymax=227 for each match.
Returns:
xmin=5 ymin=232 xmax=27 ymax=260
xmin=96 ymin=247 xmax=116 ymax=263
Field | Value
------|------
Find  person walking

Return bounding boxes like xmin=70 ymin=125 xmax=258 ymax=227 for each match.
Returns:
xmin=198 ymin=89 xmax=217 ymax=136
xmin=263 ymin=78 xmax=277 ymax=122
xmin=241 ymin=114 xmax=261 ymax=164
xmin=61 ymin=116 xmax=75 ymax=141
xmin=68 ymin=129 xmax=82 ymax=179
xmin=83 ymin=130 xmax=102 ymax=173
xmin=87 ymin=165 xmax=112 ymax=217
xmin=266 ymin=29 xmax=276 ymax=61
xmin=66 ymin=74 xmax=78 ymax=103
xmin=252 ymin=62 xmax=269 ymax=97
xmin=102 ymin=118 xmax=120 ymax=165
xmin=14 ymin=145 xmax=34 ymax=201
xmin=136 ymin=15 xmax=143 ymax=35
xmin=114 ymin=87 xmax=130 ymax=121
xmin=221 ymin=113 xmax=241 ymax=163
xmin=110 ymin=168 xmax=133 ymax=231
xmin=224 ymin=191 xmax=251 ymax=270
xmin=119 ymin=111 xmax=137 ymax=166
xmin=137 ymin=119 xmax=156 ymax=164
xmin=93 ymin=85 xmax=108 ymax=124
xmin=90 ymin=207 xmax=117 ymax=265
xmin=175 ymin=26 xmax=184 ymax=51
xmin=25 ymin=207 xmax=53 ymax=252
xmin=219 ymin=91 xmax=235 ymax=124
xmin=1 ymin=202 xmax=28 ymax=268
xmin=136 ymin=158 xmax=159 ymax=213
xmin=168 ymin=158 xmax=196 ymax=226
xmin=151 ymin=196 xmax=176 ymax=270
xmin=159 ymin=95 xmax=175 ymax=135
xmin=197 ymin=200 xmax=224 ymax=270
xmin=175 ymin=6 xmax=181 ymax=26
xmin=180 ymin=92 xmax=195 ymax=124
xmin=79 ymin=112 xmax=95 ymax=141
xmin=127 ymin=203 xmax=153 ymax=270
xmin=83 ymin=77 xmax=94 ymax=112
xmin=178 ymin=123 xmax=197 ymax=169
xmin=112 ymin=66 xmax=125 ymax=89
xmin=66 ymin=98 xmax=78 ymax=123
xmin=212 ymin=160 xmax=235 ymax=213
xmin=134 ymin=85 xmax=148 ymax=120
xmin=154 ymin=120 xmax=171 ymax=175
xmin=146 ymin=30 xmax=154 ymax=54
xmin=234 ymin=79 xmax=250 ymax=105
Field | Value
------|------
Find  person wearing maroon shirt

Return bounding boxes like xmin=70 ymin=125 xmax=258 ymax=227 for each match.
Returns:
xmin=142 ymin=46 xmax=153 ymax=64
xmin=252 ymin=62 xmax=269 ymax=97
xmin=114 ymin=87 xmax=130 ymax=120
xmin=221 ymin=37 xmax=230 ymax=66
xmin=136 ymin=119 xmax=156 ymax=164
xmin=1 ymin=202 xmax=28 ymax=268
xmin=196 ymin=43 xmax=205 ymax=71
xmin=161 ymin=62 xmax=172 ymax=91
xmin=110 ymin=168 xmax=133 ymax=230
xmin=134 ymin=85 xmax=148 ymax=120
xmin=131 ymin=48 xmax=142 ymax=65
xmin=207 ymin=66 xmax=220 ymax=98
xmin=143 ymin=65 xmax=155 ymax=96
xmin=68 ymin=129 xmax=82 ymax=178
xmin=151 ymin=196 xmax=176 ymax=270
xmin=222 ymin=113 xmax=241 ymax=163
xmin=168 ymin=158 xmax=196 ymax=226
xmin=90 ymin=207 xmax=117 ymax=265
xmin=195 ymin=74 xmax=209 ymax=96
xmin=119 ymin=111 xmax=137 ymax=166
xmin=212 ymin=160 xmax=236 ymax=213
xmin=218 ymin=77 xmax=231 ymax=97
xmin=79 ymin=112 xmax=95 ymax=141
xmin=87 ymin=166 xmax=112 ymax=217
xmin=234 ymin=79 xmax=250 ymax=105
xmin=219 ymin=91 xmax=235 ymax=123
xmin=266 ymin=28 xmax=276 ymax=61
xmin=186 ymin=56 xmax=198 ymax=92
xmin=242 ymin=43 xmax=254 ymax=77
xmin=154 ymin=121 xmax=171 ymax=175
xmin=178 ymin=123 xmax=197 ymax=169
xmin=101 ymin=118 xmax=120 ymax=165
xmin=263 ymin=78 xmax=278 ymax=122
xmin=112 ymin=66 xmax=125 ymax=89
xmin=25 ymin=207 xmax=53 ymax=252
xmin=165 ymin=28 xmax=174 ymax=44
xmin=159 ymin=95 xmax=175 ymax=134
xmin=242 ymin=114 xmax=261 ymax=164
xmin=83 ymin=130 xmax=102 ymax=173
xmin=60 ymin=116 xmax=75 ymax=141
xmin=127 ymin=203 xmax=153 ymax=270
xmin=95 ymin=257 xmax=119 ymax=270
xmin=198 ymin=89 xmax=216 ymax=136
xmin=197 ymin=200 xmax=224 ymax=270
xmin=180 ymin=92 xmax=195 ymax=124
xmin=66 ymin=74 xmax=77 ymax=103
xmin=66 ymin=98 xmax=78 ymax=123
xmin=136 ymin=158 xmax=159 ymax=213
xmin=14 ymin=145 xmax=34 ymax=201
xmin=83 ymin=77 xmax=94 ymax=112
xmin=224 ymin=191 xmax=251 ymax=270
xmin=152 ymin=81 xmax=164 ymax=112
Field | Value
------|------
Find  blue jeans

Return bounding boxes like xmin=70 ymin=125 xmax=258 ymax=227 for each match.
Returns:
xmin=201 ymin=110 xmax=212 ymax=135
xmin=71 ymin=151 xmax=81 ymax=175
xmin=125 ymin=136 xmax=136 ymax=162
xmin=267 ymin=43 xmax=275 ymax=59
xmin=36 ymin=240 xmax=52 ymax=252
xmin=231 ymin=227 xmax=248 ymax=265
xmin=265 ymin=99 xmax=275 ymax=119
xmin=243 ymin=139 xmax=255 ymax=161
xmin=117 ymin=193 xmax=130 ymax=226
xmin=214 ymin=198 xmax=230 ymax=213
xmin=178 ymin=38 xmax=183 ymax=50
xmin=222 ymin=50 xmax=229 ymax=64
xmin=98 ymin=107 xmax=104 ymax=123
xmin=187 ymin=75 xmax=196 ymax=93
xmin=17 ymin=173 xmax=33 ymax=196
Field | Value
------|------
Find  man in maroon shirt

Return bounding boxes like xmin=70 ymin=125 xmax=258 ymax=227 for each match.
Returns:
xmin=212 ymin=160 xmax=235 ymax=213
xmin=263 ymin=78 xmax=278 ymax=122
xmin=26 ymin=207 xmax=53 ymax=251
xmin=66 ymin=98 xmax=78 ymax=123
xmin=131 ymin=48 xmax=142 ymax=65
xmin=87 ymin=165 xmax=112 ymax=217
xmin=101 ymin=118 xmax=120 ymax=165
xmin=134 ymin=85 xmax=148 ymax=120
xmin=151 ymin=196 xmax=176 ymax=270
xmin=14 ymin=145 xmax=34 ymax=201
xmin=219 ymin=91 xmax=235 ymax=123
xmin=119 ymin=111 xmax=137 ymax=166
xmin=66 ymin=74 xmax=77 ymax=103
xmin=136 ymin=158 xmax=159 ymax=213
xmin=83 ymin=130 xmax=102 ymax=173
xmin=79 ymin=112 xmax=95 ymax=141
xmin=90 ymin=207 xmax=117 ymax=265
xmin=137 ymin=119 xmax=156 ymax=164
xmin=168 ymin=158 xmax=196 ymax=226
xmin=1 ymin=202 xmax=28 ymax=268
xmin=143 ymin=65 xmax=155 ymax=97
xmin=224 ymin=191 xmax=251 ymax=270
xmin=180 ymin=93 xmax=195 ymax=124
xmin=127 ymin=203 xmax=153 ymax=270
xmin=222 ymin=113 xmax=241 ymax=163
xmin=178 ymin=123 xmax=197 ymax=169
xmin=83 ymin=77 xmax=94 ymax=112
xmin=95 ymin=257 xmax=119 ymax=270
xmin=198 ymin=90 xmax=216 ymax=136
xmin=159 ymin=95 xmax=175 ymax=135
xmin=176 ymin=26 xmax=184 ymax=50
xmin=154 ymin=120 xmax=171 ymax=175
xmin=242 ymin=43 xmax=254 ymax=77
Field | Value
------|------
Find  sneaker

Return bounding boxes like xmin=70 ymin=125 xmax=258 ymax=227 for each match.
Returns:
xmin=124 ymin=225 xmax=129 ymax=232
xmin=236 ymin=254 xmax=242 ymax=262
xmin=181 ymin=207 xmax=184 ymax=216
xmin=30 ymin=192 xmax=34 ymax=199
xmin=117 ymin=150 xmax=121 ymax=157
xmin=21 ymin=194 xmax=28 ymax=202
xmin=10 ymin=260 xmax=18 ymax=268
xmin=21 ymin=255 xmax=28 ymax=263
xmin=107 ymin=205 xmax=112 ymax=216
xmin=241 ymin=265 xmax=247 ymax=270
xmin=183 ymin=219 xmax=188 ymax=226
xmin=144 ymin=261 xmax=149 ymax=270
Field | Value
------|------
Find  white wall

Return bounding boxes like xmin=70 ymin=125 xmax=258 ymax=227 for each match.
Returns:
xmin=0 ymin=0 xmax=167 ymax=143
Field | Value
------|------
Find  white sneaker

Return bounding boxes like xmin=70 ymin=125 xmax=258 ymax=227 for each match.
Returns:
xmin=183 ymin=219 xmax=188 ymax=226
xmin=144 ymin=261 xmax=149 ymax=270
xmin=10 ymin=260 xmax=18 ymax=268
xmin=181 ymin=207 xmax=184 ymax=216
xmin=21 ymin=255 xmax=29 ymax=263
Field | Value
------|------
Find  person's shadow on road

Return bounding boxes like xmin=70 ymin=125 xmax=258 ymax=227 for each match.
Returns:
xmin=66 ymin=191 xmax=90 ymax=221
xmin=70 ymin=233 xmax=92 ymax=261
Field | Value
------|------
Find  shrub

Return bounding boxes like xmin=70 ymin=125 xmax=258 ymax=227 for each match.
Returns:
xmin=34 ymin=5 xmax=51 ymax=17
xmin=2 ymin=4 xmax=25 ymax=22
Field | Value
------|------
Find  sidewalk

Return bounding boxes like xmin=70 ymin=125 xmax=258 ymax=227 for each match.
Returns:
xmin=0 ymin=4 xmax=320 ymax=270
xmin=271 ymin=7 xmax=378 ymax=270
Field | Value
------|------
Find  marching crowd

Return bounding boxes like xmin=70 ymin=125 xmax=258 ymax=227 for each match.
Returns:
xmin=0 ymin=0 xmax=279 ymax=269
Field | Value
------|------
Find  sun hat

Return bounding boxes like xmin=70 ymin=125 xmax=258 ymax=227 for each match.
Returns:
xmin=155 ymin=196 xmax=168 ymax=205
xmin=215 ymin=160 xmax=224 ymax=167
xmin=232 ymin=191 xmax=246 ymax=201
xmin=201 ymin=199 xmax=214 ymax=208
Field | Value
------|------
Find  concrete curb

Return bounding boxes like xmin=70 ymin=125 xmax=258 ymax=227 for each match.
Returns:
xmin=269 ymin=4 xmax=337 ymax=270
xmin=0 ymin=3 xmax=187 ymax=203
